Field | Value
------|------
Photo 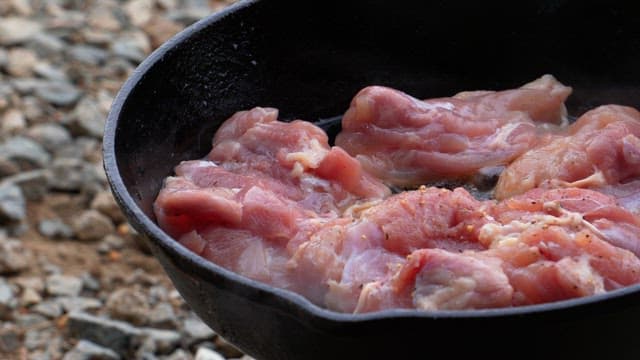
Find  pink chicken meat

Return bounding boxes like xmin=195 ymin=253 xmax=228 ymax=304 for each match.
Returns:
xmin=335 ymin=74 xmax=572 ymax=187
xmin=496 ymin=105 xmax=640 ymax=209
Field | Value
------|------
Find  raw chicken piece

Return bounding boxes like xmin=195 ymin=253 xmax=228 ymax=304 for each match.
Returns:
xmin=290 ymin=186 xmax=492 ymax=312
xmin=336 ymin=75 xmax=571 ymax=187
xmin=495 ymin=105 xmax=640 ymax=200
xmin=490 ymin=187 xmax=640 ymax=257
xmin=483 ymin=188 xmax=640 ymax=300
xmin=284 ymin=186 xmax=492 ymax=311
xmin=179 ymin=227 xmax=293 ymax=290
xmin=153 ymin=176 xmax=244 ymax=238
xmin=358 ymin=186 xmax=490 ymax=255
xmin=355 ymin=249 xmax=513 ymax=312
xmin=154 ymin=172 xmax=313 ymax=244
xmin=208 ymin=107 xmax=390 ymax=206
xmin=289 ymin=219 xmax=404 ymax=310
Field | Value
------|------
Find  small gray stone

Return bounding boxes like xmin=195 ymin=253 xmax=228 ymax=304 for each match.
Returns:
xmin=33 ymin=299 xmax=63 ymax=318
xmin=62 ymin=339 xmax=121 ymax=360
xmin=0 ymin=17 xmax=42 ymax=45
xmin=27 ymin=123 xmax=73 ymax=152
xmin=38 ymin=219 xmax=74 ymax=239
xmin=98 ymin=234 xmax=126 ymax=254
xmin=162 ymin=349 xmax=192 ymax=360
xmin=68 ymin=97 xmax=106 ymax=138
xmin=148 ymin=285 xmax=169 ymax=303
xmin=67 ymin=311 xmax=143 ymax=356
xmin=46 ymin=274 xmax=83 ymax=297
xmin=11 ymin=77 xmax=48 ymax=94
xmin=71 ymin=210 xmax=115 ymax=241
xmin=106 ymin=287 xmax=150 ymax=325
xmin=34 ymin=62 xmax=69 ymax=82
xmin=141 ymin=328 xmax=181 ymax=354
xmin=125 ymin=269 xmax=159 ymax=286
xmin=3 ymin=169 xmax=50 ymax=201
xmin=111 ymin=41 xmax=146 ymax=62
xmin=27 ymin=33 xmax=66 ymax=57
xmin=183 ymin=315 xmax=216 ymax=344
xmin=58 ymin=296 xmax=102 ymax=313
xmin=0 ymin=183 xmax=25 ymax=224
xmin=148 ymin=302 xmax=178 ymax=328
xmin=47 ymin=157 xmax=103 ymax=193
xmin=194 ymin=347 xmax=225 ymax=360
xmin=91 ymin=191 xmax=126 ymax=223
xmin=0 ymin=237 xmax=30 ymax=273
xmin=0 ymin=136 xmax=51 ymax=170
xmin=24 ymin=328 xmax=56 ymax=351
xmin=67 ymin=45 xmax=109 ymax=66
xmin=41 ymin=261 xmax=61 ymax=275
xmin=81 ymin=272 xmax=101 ymax=292
xmin=111 ymin=32 xmax=151 ymax=63
xmin=34 ymin=81 xmax=82 ymax=107
xmin=54 ymin=136 xmax=101 ymax=160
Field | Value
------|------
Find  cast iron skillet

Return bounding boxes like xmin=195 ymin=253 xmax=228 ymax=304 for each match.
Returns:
xmin=104 ymin=0 xmax=640 ymax=358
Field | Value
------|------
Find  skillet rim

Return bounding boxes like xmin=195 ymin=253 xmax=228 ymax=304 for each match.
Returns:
xmin=102 ymin=0 xmax=640 ymax=324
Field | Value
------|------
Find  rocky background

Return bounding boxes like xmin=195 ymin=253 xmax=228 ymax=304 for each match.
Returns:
xmin=0 ymin=1 xmax=249 ymax=359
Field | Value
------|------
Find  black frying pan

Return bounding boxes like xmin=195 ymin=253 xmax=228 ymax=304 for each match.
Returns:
xmin=104 ymin=0 xmax=640 ymax=358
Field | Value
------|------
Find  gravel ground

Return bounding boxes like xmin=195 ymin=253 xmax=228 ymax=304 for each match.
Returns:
xmin=0 ymin=1 xmax=251 ymax=359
